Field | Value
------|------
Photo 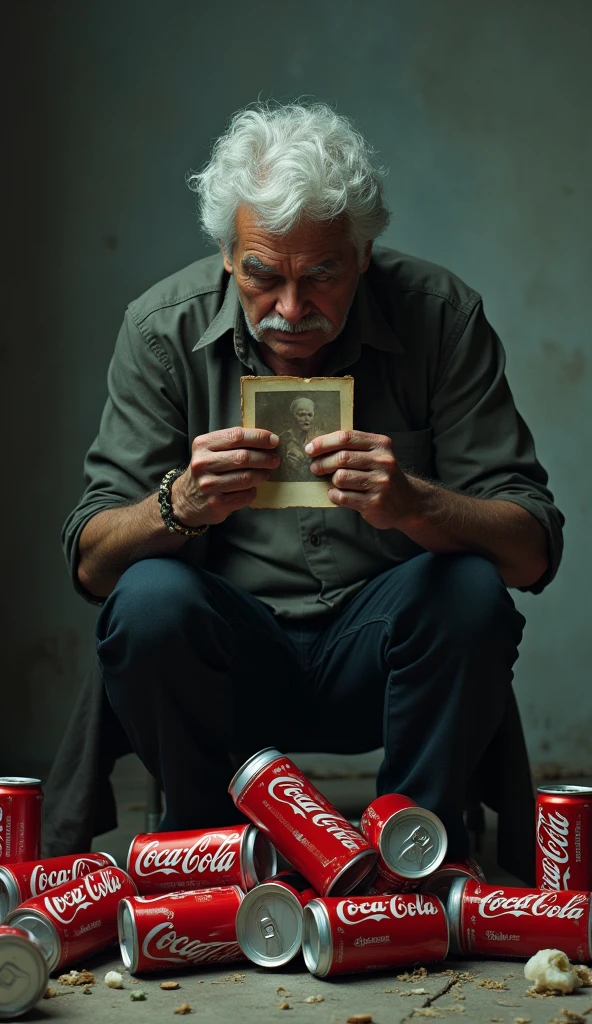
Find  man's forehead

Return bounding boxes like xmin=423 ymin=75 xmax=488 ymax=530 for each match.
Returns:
xmin=294 ymin=399 xmax=314 ymax=410
xmin=235 ymin=206 xmax=351 ymax=266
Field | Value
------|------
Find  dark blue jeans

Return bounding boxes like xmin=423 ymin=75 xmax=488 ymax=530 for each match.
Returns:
xmin=96 ymin=552 xmax=525 ymax=858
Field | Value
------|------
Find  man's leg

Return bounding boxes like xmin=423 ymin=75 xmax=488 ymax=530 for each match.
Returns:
xmin=96 ymin=558 xmax=307 ymax=830
xmin=307 ymin=553 xmax=526 ymax=858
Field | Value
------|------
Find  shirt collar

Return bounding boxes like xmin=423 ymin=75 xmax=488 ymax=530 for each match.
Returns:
xmin=191 ymin=263 xmax=404 ymax=360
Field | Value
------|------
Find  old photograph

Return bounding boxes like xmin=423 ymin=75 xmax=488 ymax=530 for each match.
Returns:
xmin=241 ymin=376 xmax=354 ymax=507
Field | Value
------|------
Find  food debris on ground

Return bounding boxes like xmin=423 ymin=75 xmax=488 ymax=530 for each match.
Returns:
xmin=83 ymin=986 xmax=92 ymax=995
xmin=173 ymin=1003 xmax=193 ymax=1015
xmin=346 ymin=1016 xmax=373 ymax=1023
xmin=304 ymin=994 xmax=324 ymax=1003
xmin=478 ymin=979 xmax=509 ymax=990
xmin=130 ymin=990 xmax=147 ymax=1001
xmin=398 ymin=967 xmax=429 ymax=983
xmin=160 ymin=981 xmax=181 ymax=990
xmin=548 ymin=1012 xmax=587 ymax=1024
xmin=525 ymin=950 xmax=592 ymax=994
xmin=58 ymin=969 xmax=95 ymax=986
xmin=43 ymin=988 xmax=57 ymax=999
xmin=278 ymin=1002 xmax=292 ymax=1010
xmin=513 ymin=1018 xmax=532 ymax=1023
xmin=410 ymin=1011 xmax=439 ymax=1019
xmin=105 ymin=970 xmax=124 ymax=988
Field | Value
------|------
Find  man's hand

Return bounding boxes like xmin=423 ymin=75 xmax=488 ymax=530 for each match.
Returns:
xmin=172 ymin=428 xmax=280 ymax=526
xmin=307 ymin=430 xmax=417 ymax=529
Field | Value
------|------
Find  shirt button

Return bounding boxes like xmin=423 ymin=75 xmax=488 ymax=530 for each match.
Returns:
xmin=309 ymin=534 xmax=321 ymax=547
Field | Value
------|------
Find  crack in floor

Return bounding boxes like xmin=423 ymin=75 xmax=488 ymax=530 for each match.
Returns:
xmin=397 ymin=973 xmax=461 ymax=1023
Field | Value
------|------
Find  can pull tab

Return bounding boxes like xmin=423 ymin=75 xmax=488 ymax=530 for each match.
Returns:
xmin=256 ymin=904 xmax=283 ymax=956
xmin=396 ymin=826 xmax=434 ymax=869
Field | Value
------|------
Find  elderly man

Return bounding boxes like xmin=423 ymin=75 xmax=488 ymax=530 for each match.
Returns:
xmin=278 ymin=397 xmax=318 ymax=481
xmin=63 ymin=101 xmax=563 ymax=867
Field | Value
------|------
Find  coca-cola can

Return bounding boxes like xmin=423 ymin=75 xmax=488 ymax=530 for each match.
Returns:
xmin=302 ymin=891 xmax=449 ymax=977
xmin=0 ymin=925 xmax=48 ymax=1020
xmin=0 ymin=852 xmax=117 ymax=922
xmin=236 ymin=870 xmax=318 ymax=967
xmin=119 ymin=886 xmax=246 ymax=973
xmin=0 ymin=779 xmax=43 ymax=865
xmin=228 ymin=748 xmax=377 ymax=896
xmin=127 ymin=825 xmax=276 ymax=895
xmin=360 ymin=794 xmax=447 ymax=890
xmin=420 ymin=859 xmax=486 ymax=903
xmin=447 ymin=878 xmax=592 ymax=962
xmin=4 ymin=866 xmax=137 ymax=972
xmin=536 ymin=785 xmax=592 ymax=891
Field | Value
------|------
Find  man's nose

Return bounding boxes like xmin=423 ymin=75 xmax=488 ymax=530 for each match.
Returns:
xmin=274 ymin=283 xmax=309 ymax=323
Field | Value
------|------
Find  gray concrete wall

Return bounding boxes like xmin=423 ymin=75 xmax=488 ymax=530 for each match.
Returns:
xmin=4 ymin=0 xmax=590 ymax=777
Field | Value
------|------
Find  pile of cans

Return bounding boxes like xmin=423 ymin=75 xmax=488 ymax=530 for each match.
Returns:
xmin=0 ymin=756 xmax=591 ymax=1019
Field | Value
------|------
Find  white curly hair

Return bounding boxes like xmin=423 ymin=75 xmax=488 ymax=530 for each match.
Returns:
xmin=186 ymin=101 xmax=390 ymax=263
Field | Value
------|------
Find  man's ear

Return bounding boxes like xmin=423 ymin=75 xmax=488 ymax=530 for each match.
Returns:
xmin=360 ymin=240 xmax=373 ymax=273
xmin=220 ymin=240 xmax=233 ymax=274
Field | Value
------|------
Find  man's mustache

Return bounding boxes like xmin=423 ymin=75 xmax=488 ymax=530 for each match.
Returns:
xmin=257 ymin=312 xmax=334 ymax=334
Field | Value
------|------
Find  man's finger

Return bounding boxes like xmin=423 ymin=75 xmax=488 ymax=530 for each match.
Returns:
xmin=199 ymin=449 xmax=280 ymax=473
xmin=205 ymin=469 xmax=273 ymax=493
xmin=198 ymin=427 xmax=280 ymax=452
xmin=304 ymin=430 xmax=385 ymax=456
xmin=310 ymin=450 xmax=383 ymax=475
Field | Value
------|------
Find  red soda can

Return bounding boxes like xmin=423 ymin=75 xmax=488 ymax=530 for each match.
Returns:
xmin=0 ymin=852 xmax=117 ymax=922
xmin=228 ymin=748 xmax=376 ymax=896
xmin=0 ymin=925 xmax=48 ymax=1019
xmin=3 ymin=866 xmax=137 ymax=972
xmin=420 ymin=859 xmax=486 ymax=903
xmin=127 ymin=825 xmax=276 ymax=895
xmin=302 ymin=891 xmax=449 ymax=977
xmin=447 ymin=878 xmax=592 ymax=962
xmin=360 ymin=794 xmax=447 ymax=890
xmin=118 ymin=886 xmax=245 ymax=973
xmin=0 ymin=779 xmax=43 ymax=865
xmin=236 ymin=869 xmax=318 ymax=967
xmin=536 ymin=785 xmax=592 ymax=891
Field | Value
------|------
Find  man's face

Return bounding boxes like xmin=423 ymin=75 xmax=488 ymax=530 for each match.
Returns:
xmin=292 ymin=399 xmax=315 ymax=432
xmin=223 ymin=206 xmax=371 ymax=365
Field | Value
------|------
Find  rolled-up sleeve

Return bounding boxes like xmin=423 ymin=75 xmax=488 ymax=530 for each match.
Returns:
xmin=430 ymin=299 xmax=564 ymax=594
xmin=61 ymin=311 xmax=190 ymax=601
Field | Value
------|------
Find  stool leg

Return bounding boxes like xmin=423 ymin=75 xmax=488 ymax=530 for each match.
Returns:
xmin=145 ymin=773 xmax=163 ymax=833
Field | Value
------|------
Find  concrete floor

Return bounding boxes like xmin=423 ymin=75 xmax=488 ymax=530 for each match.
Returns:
xmin=20 ymin=756 xmax=592 ymax=1023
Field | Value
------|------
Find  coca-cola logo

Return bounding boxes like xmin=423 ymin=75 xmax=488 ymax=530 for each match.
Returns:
xmin=478 ymin=889 xmax=586 ymax=921
xmin=141 ymin=922 xmax=242 ymax=965
xmin=267 ymin=778 xmax=364 ymax=852
xmin=43 ymin=870 xmax=123 ymax=925
xmin=30 ymin=857 xmax=106 ymax=897
xmin=536 ymin=808 xmax=571 ymax=890
xmin=133 ymin=834 xmax=239 ymax=879
xmin=336 ymin=894 xmax=439 ymax=926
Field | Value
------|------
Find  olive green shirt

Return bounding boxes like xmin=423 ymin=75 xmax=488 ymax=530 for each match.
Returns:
xmin=62 ymin=248 xmax=564 ymax=618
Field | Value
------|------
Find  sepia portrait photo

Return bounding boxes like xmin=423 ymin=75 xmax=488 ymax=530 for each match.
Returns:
xmin=241 ymin=375 xmax=354 ymax=507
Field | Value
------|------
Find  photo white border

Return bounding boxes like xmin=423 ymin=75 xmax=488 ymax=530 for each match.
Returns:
xmin=241 ymin=375 xmax=354 ymax=508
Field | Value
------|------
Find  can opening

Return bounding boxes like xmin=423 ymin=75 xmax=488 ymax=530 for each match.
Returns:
xmin=0 ymin=882 xmax=10 ymax=924
xmin=5 ymin=912 xmax=59 ymax=973
xmin=301 ymin=905 xmax=321 ymax=973
xmin=326 ymin=848 xmax=377 ymax=896
xmin=118 ymin=901 xmax=135 ymax=970
xmin=252 ymin=832 xmax=277 ymax=885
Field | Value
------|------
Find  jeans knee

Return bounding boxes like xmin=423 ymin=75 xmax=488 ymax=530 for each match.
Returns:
xmin=408 ymin=553 xmax=524 ymax=649
xmin=97 ymin=558 xmax=206 ymax=658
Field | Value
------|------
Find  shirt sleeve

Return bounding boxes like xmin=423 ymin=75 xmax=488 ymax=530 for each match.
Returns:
xmin=61 ymin=310 xmax=191 ymax=602
xmin=430 ymin=298 xmax=564 ymax=594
